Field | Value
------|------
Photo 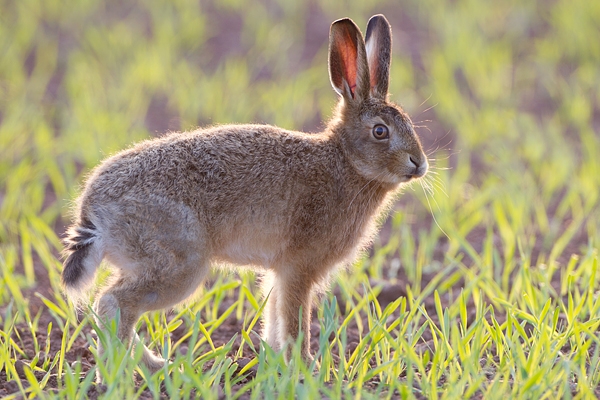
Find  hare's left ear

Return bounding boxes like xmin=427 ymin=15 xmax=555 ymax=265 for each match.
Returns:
xmin=329 ymin=18 xmax=370 ymax=102
xmin=365 ymin=14 xmax=392 ymax=99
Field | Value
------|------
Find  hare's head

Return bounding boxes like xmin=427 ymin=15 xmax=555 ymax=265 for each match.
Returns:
xmin=328 ymin=15 xmax=428 ymax=185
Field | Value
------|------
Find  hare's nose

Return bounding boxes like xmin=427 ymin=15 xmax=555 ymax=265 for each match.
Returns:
xmin=408 ymin=155 xmax=427 ymax=178
xmin=409 ymin=155 xmax=420 ymax=168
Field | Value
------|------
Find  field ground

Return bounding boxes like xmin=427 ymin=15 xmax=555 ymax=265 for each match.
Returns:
xmin=1 ymin=0 xmax=599 ymax=398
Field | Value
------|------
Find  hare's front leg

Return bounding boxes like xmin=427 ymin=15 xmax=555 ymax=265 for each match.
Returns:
xmin=261 ymin=271 xmax=281 ymax=352
xmin=276 ymin=273 xmax=314 ymax=363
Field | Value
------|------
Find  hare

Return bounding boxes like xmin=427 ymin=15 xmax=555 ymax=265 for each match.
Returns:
xmin=61 ymin=14 xmax=428 ymax=377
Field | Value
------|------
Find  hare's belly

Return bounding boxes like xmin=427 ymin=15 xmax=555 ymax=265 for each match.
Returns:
xmin=214 ymin=230 xmax=284 ymax=267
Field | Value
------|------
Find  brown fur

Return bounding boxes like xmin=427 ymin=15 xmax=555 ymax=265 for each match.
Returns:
xmin=61 ymin=14 xmax=428 ymax=378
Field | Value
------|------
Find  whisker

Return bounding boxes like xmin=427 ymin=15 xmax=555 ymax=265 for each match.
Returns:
xmin=422 ymin=181 xmax=435 ymax=198
xmin=415 ymin=125 xmax=433 ymax=135
xmin=427 ymin=166 xmax=451 ymax=171
xmin=419 ymin=103 xmax=438 ymax=115
xmin=421 ymin=175 xmax=433 ymax=191
xmin=426 ymin=145 xmax=458 ymax=158
xmin=424 ymin=179 xmax=440 ymax=201
xmin=417 ymin=93 xmax=433 ymax=110
xmin=434 ymin=148 xmax=461 ymax=158
xmin=428 ymin=171 xmax=445 ymax=183
xmin=425 ymin=130 xmax=456 ymax=158
xmin=432 ymin=184 xmax=449 ymax=199
xmin=426 ymin=146 xmax=441 ymax=157
xmin=427 ymin=174 xmax=448 ymax=198
xmin=429 ymin=166 xmax=451 ymax=172
xmin=419 ymin=180 xmax=450 ymax=239
xmin=421 ymin=176 xmax=445 ymax=212
xmin=430 ymin=130 xmax=453 ymax=148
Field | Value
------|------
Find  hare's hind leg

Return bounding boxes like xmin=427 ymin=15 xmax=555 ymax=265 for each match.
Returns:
xmin=93 ymin=255 xmax=209 ymax=381
xmin=93 ymin=281 xmax=144 ymax=380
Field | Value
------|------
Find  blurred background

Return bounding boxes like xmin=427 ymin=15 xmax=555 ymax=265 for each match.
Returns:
xmin=0 ymin=0 xmax=599 ymax=313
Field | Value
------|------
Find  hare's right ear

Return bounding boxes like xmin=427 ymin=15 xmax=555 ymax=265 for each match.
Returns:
xmin=328 ymin=18 xmax=370 ymax=102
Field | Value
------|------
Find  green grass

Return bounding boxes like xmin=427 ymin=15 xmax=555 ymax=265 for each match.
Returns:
xmin=1 ymin=0 xmax=599 ymax=398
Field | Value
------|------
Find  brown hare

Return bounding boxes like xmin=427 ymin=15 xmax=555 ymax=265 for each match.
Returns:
xmin=61 ymin=14 xmax=428 ymax=377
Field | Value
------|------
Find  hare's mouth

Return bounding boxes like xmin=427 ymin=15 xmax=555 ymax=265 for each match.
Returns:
xmin=404 ymin=169 xmax=427 ymax=181
xmin=403 ymin=174 xmax=420 ymax=182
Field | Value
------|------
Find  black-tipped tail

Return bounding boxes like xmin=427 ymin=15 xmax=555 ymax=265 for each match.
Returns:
xmin=61 ymin=218 xmax=97 ymax=289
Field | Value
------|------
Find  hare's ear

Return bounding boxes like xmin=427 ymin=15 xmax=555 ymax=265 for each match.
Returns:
xmin=328 ymin=18 xmax=370 ymax=102
xmin=365 ymin=14 xmax=392 ymax=99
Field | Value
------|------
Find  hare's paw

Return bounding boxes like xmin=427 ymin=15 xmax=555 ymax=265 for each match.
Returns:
xmin=141 ymin=347 xmax=169 ymax=374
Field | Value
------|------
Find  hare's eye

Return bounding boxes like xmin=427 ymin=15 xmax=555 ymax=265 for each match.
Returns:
xmin=372 ymin=124 xmax=389 ymax=140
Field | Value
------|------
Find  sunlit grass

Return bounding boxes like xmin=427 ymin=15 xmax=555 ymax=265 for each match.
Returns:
xmin=1 ymin=0 xmax=599 ymax=398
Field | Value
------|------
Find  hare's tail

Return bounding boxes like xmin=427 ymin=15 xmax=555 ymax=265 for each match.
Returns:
xmin=61 ymin=217 xmax=103 ymax=304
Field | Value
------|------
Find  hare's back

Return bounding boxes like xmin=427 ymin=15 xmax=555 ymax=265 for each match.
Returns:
xmin=85 ymin=125 xmax=321 ymax=197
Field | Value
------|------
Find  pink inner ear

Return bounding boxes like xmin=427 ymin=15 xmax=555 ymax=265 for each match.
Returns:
xmin=337 ymin=30 xmax=358 ymax=97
